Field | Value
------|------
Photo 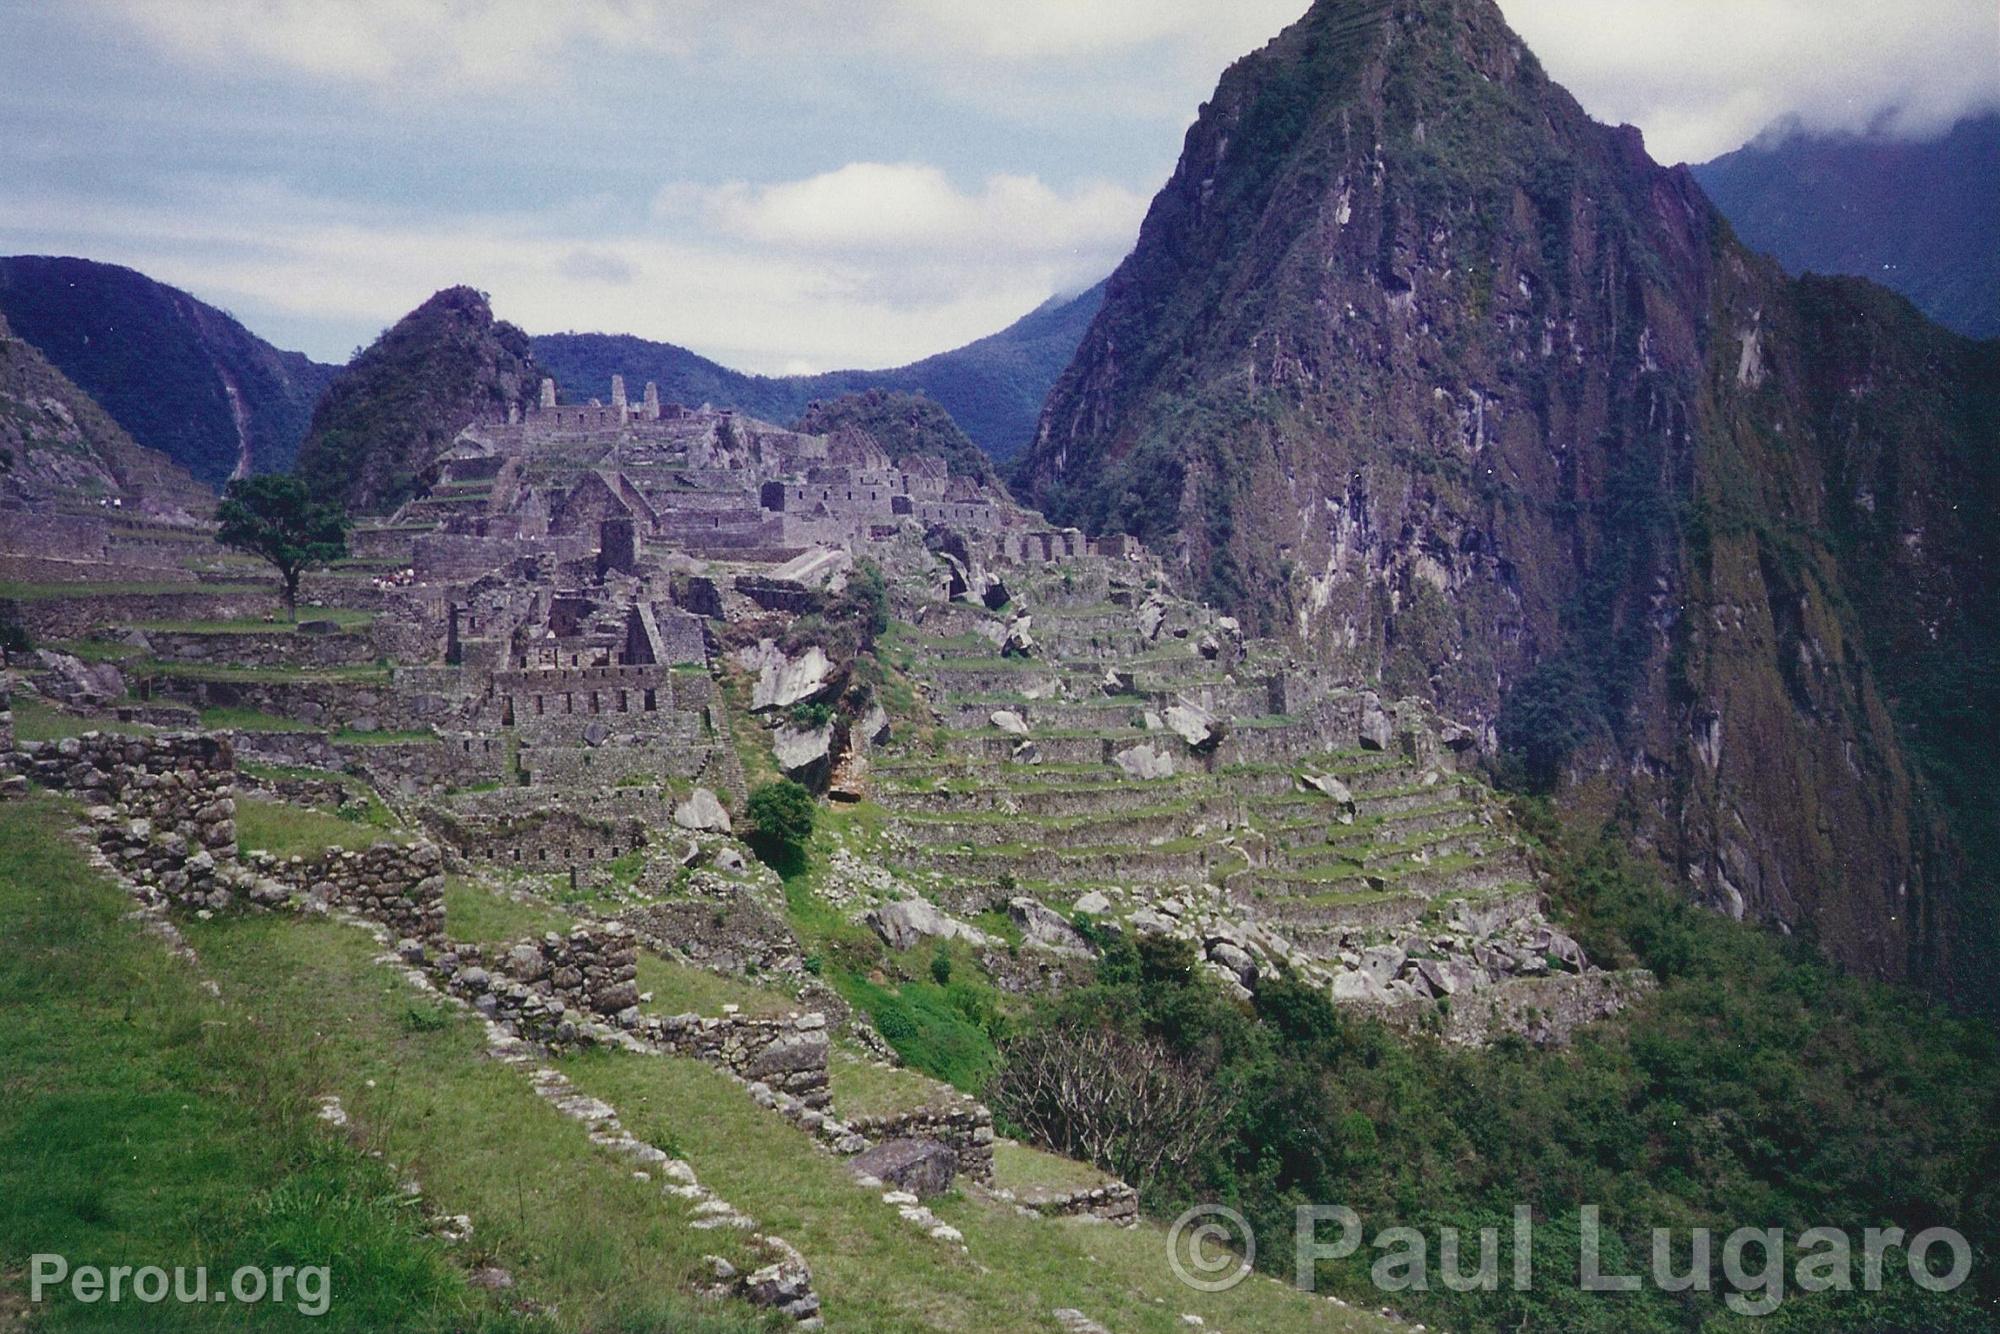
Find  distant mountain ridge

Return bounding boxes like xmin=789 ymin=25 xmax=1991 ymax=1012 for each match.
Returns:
xmin=0 ymin=255 xmax=339 ymax=487
xmin=531 ymin=280 xmax=1106 ymax=464
xmin=1694 ymin=111 xmax=2000 ymax=339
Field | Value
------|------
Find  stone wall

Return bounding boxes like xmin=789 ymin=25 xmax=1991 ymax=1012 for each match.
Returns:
xmin=1010 ymin=1180 xmax=1140 ymax=1226
xmin=256 ymin=841 xmax=447 ymax=942
xmin=620 ymin=869 xmax=805 ymax=976
xmin=492 ymin=923 xmax=639 ymax=1018
xmin=640 ymin=1010 xmax=831 ymax=1108
xmin=143 ymin=628 xmax=381 ymax=670
xmin=17 ymin=732 xmax=239 ymax=910
xmin=7 ymin=588 xmax=277 ymax=641
xmin=843 ymin=1104 xmax=995 ymax=1185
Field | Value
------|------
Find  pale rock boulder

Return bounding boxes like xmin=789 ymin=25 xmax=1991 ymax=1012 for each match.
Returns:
xmin=1008 ymin=896 xmax=1091 ymax=956
xmin=673 ymin=788 xmax=732 ymax=833
xmin=772 ymin=723 xmax=833 ymax=777
xmin=866 ymin=898 xmax=996 ymax=951
xmin=751 ymin=643 xmax=835 ymax=712
xmin=990 ymin=710 xmax=1030 ymax=737
xmin=1113 ymin=742 xmax=1175 ymax=781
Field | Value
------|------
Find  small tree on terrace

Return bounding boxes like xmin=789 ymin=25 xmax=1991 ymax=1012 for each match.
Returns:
xmin=745 ymin=779 xmax=816 ymax=873
xmin=214 ymin=475 xmax=350 ymax=618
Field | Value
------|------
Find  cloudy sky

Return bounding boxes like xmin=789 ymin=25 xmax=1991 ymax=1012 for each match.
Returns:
xmin=2 ymin=0 xmax=1992 ymax=372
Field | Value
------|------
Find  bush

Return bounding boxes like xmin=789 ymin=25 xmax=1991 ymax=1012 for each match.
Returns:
xmin=745 ymin=779 xmax=815 ymax=872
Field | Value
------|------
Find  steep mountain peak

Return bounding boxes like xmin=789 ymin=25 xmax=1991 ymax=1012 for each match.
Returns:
xmin=295 ymin=285 xmax=540 ymax=513
xmin=1020 ymin=0 xmax=2000 ymax=1008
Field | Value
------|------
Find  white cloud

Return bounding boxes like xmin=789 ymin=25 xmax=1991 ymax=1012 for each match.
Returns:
xmin=95 ymin=0 xmax=687 ymax=93
xmin=1497 ymin=0 xmax=2000 ymax=162
xmin=689 ymin=163 xmax=1147 ymax=261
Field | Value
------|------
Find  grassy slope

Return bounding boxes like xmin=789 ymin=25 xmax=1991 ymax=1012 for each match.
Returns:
xmin=0 ymin=794 xmax=762 ymax=1331
xmin=565 ymin=1049 xmax=1389 ymax=1334
xmin=0 ymin=796 xmax=473 ymax=1330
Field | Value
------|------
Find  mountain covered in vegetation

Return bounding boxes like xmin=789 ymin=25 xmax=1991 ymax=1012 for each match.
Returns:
xmin=295 ymin=287 xmax=541 ymax=514
xmin=1016 ymin=0 xmax=2000 ymax=1010
xmin=1695 ymin=111 xmax=2000 ymax=339
xmin=793 ymin=389 xmax=999 ymax=488
xmin=0 ymin=255 xmax=337 ymax=487
xmin=0 ymin=310 xmax=211 ymax=519
xmin=531 ymin=280 xmax=1104 ymax=465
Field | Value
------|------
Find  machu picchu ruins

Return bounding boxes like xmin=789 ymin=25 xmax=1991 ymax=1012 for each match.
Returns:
xmin=9 ymin=1 xmax=1995 ymax=1328
xmin=4 ymin=364 xmax=1645 ymax=1329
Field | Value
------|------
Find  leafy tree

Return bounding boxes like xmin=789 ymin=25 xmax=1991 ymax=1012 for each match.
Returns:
xmin=745 ymin=779 xmax=816 ymax=872
xmin=214 ymin=474 xmax=349 ymax=617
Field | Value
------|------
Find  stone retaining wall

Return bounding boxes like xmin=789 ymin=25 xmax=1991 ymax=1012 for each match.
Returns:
xmin=17 ymin=732 xmax=240 ymax=909
xmin=256 ymin=842 xmax=447 ymax=942
xmin=844 ymin=1105 xmax=995 ymax=1184
xmin=1013 ymin=1181 xmax=1140 ymax=1226
xmin=7 ymin=588 xmax=276 ymax=641
xmin=143 ymin=628 xmax=382 ymax=671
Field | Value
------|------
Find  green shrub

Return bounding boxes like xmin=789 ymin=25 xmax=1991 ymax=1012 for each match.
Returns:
xmin=745 ymin=779 xmax=816 ymax=872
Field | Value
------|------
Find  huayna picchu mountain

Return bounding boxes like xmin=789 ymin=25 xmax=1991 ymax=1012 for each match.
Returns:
xmin=0 ymin=255 xmax=338 ymax=487
xmin=296 ymin=286 xmax=542 ymax=514
xmin=1017 ymin=0 xmax=2000 ymax=1008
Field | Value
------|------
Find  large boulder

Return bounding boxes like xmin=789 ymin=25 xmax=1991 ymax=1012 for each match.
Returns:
xmin=1358 ymin=695 xmax=1394 ymax=751
xmin=751 ymin=644 xmax=835 ymax=712
xmin=772 ymin=723 xmax=833 ymax=778
xmin=1113 ymin=742 xmax=1174 ymax=781
xmin=673 ymin=788 xmax=731 ymax=833
xmin=32 ymin=651 xmax=124 ymax=708
xmin=1007 ymin=896 xmax=1091 ymax=956
xmin=990 ymin=710 xmax=1030 ymax=737
xmin=865 ymin=898 xmax=995 ymax=951
xmin=1164 ymin=703 xmax=1222 ymax=752
xmin=848 ymin=1138 xmax=958 ymax=1199
xmin=1001 ymin=616 xmax=1037 ymax=659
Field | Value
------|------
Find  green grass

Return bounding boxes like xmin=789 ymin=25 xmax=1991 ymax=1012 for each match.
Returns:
xmin=235 ymin=798 xmax=411 ymax=859
xmin=331 ymin=730 xmax=435 ymax=746
xmin=0 ymin=580 xmax=264 ymax=601
xmin=10 ymin=697 xmax=151 ymax=742
xmin=991 ymin=1140 xmax=1116 ymax=1196
xmin=200 ymin=707 xmax=321 ymax=733
xmin=563 ymin=1047 xmax=1389 ymax=1333
xmin=635 ymin=956 xmax=799 ymax=1018
xmin=0 ymin=795 xmax=481 ymax=1330
xmin=826 ymin=1049 xmax=964 ymax=1119
xmin=439 ymin=879 xmax=572 ymax=946
xmin=178 ymin=902 xmax=767 ymax=1331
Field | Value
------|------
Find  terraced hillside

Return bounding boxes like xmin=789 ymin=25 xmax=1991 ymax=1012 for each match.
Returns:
xmin=844 ymin=556 xmax=1648 ymax=1042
